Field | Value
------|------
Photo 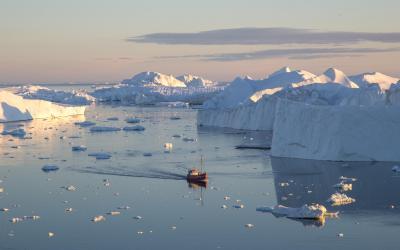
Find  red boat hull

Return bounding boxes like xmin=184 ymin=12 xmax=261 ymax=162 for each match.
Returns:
xmin=186 ymin=173 xmax=208 ymax=182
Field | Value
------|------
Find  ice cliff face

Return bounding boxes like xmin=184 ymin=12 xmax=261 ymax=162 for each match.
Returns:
xmin=271 ymin=98 xmax=400 ymax=161
xmin=0 ymin=91 xmax=86 ymax=122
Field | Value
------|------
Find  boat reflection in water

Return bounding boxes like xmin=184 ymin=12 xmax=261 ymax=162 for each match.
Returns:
xmin=187 ymin=180 xmax=208 ymax=189
xmin=268 ymin=157 xmax=400 ymax=227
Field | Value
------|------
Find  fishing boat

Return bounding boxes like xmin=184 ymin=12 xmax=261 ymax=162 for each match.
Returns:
xmin=187 ymin=156 xmax=208 ymax=183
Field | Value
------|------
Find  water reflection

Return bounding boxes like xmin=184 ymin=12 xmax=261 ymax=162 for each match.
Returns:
xmin=271 ymin=157 xmax=400 ymax=213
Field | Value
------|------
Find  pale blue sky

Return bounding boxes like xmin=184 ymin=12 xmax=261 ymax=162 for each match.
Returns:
xmin=1 ymin=0 xmax=400 ymax=83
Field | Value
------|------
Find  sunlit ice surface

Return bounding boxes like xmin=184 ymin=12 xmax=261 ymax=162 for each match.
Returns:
xmin=0 ymin=104 xmax=400 ymax=250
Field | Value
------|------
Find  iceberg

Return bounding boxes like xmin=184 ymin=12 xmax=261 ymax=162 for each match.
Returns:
xmin=0 ymin=91 xmax=86 ymax=123
xmin=271 ymin=98 xmax=400 ymax=161
xmin=256 ymin=204 xmax=329 ymax=220
xmin=91 ymin=71 xmax=224 ymax=105
xmin=350 ymin=72 xmax=399 ymax=91
xmin=12 ymin=85 xmax=95 ymax=105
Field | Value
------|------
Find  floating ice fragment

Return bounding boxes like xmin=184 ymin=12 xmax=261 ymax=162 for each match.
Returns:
xmin=338 ymin=233 xmax=344 ymax=238
xmin=164 ymin=143 xmax=173 ymax=152
xmin=333 ymin=182 xmax=352 ymax=191
xmin=279 ymin=182 xmax=289 ymax=187
xmin=223 ymin=196 xmax=231 ymax=200
xmin=245 ymin=224 xmax=254 ymax=228
xmin=10 ymin=217 xmax=23 ymax=223
xmin=233 ymin=204 xmax=245 ymax=209
xmin=2 ymin=129 xmax=26 ymax=138
xmin=221 ymin=205 xmax=228 ymax=209
xmin=108 ymin=211 xmax=121 ymax=216
xmin=170 ymin=226 xmax=177 ymax=230
xmin=65 ymin=208 xmax=73 ymax=212
xmin=88 ymin=152 xmax=112 ymax=160
xmin=1 ymin=208 xmax=9 ymax=212
xmin=182 ymin=137 xmax=196 ymax=142
xmin=339 ymin=176 xmax=357 ymax=182
xmin=0 ymin=187 xmax=4 ymax=193
xmin=41 ymin=165 xmax=59 ymax=172
xmin=107 ymin=117 xmax=119 ymax=121
xmin=92 ymin=215 xmax=106 ymax=222
xmin=74 ymin=121 xmax=96 ymax=127
xmin=134 ymin=216 xmax=142 ymax=220
xmin=392 ymin=165 xmax=400 ymax=172
xmin=123 ymin=125 xmax=145 ymax=131
xmin=65 ymin=185 xmax=77 ymax=192
xmin=328 ymin=193 xmax=355 ymax=206
xmin=125 ymin=118 xmax=140 ymax=124
xmin=257 ymin=204 xmax=330 ymax=220
xmin=72 ymin=145 xmax=87 ymax=152
xmin=48 ymin=232 xmax=55 ymax=237
xmin=118 ymin=206 xmax=131 ymax=210
xmin=90 ymin=126 xmax=121 ymax=132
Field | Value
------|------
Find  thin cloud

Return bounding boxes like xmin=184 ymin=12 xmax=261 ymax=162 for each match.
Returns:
xmin=128 ymin=27 xmax=400 ymax=45
xmin=157 ymin=47 xmax=400 ymax=61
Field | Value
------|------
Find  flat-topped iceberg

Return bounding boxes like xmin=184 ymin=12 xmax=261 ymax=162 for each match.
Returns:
xmin=271 ymin=98 xmax=400 ymax=161
xmin=0 ymin=91 xmax=86 ymax=123
xmin=11 ymin=85 xmax=95 ymax=105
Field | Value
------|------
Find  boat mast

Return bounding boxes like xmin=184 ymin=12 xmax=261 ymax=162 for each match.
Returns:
xmin=200 ymin=155 xmax=204 ymax=172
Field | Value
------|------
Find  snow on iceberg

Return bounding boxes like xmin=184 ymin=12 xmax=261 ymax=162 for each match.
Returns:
xmin=90 ymin=71 xmax=223 ymax=105
xmin=197 ymin=66 xmax=400 ymax=132
xmin=0 ymin=91 xmax=86 ymax=123
xmin=350 ymin=72 xmax=399 ymax=91
xmin=12 ymin=85 xmax=95 ymax=105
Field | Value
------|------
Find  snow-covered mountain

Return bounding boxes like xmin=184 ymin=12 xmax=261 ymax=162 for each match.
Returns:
xmin=349 ymin=72 xmax=399 ymax=91
xmin=296 ymin=68 xmax=359 ymax=88
xmin=177 ymin=74 xmax=214 ymax=88
xmin=122 ymin=71 xmax=187 ymax=87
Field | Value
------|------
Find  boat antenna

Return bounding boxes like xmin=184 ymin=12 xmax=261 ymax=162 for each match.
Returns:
xmin=200 ymin=155 xmax=204 ymax=172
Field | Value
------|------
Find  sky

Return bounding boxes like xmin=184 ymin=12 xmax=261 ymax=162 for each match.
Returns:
xmin=1 ymin=0 xmax=400 ymax=84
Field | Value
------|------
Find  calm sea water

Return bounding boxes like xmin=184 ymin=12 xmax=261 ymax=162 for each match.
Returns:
xmin=0 ymin=99 xmax=400 ymax=249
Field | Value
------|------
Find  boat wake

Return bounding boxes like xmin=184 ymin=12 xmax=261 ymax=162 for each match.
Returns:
xmin=74 ymin=165 xmax=187 ymax=180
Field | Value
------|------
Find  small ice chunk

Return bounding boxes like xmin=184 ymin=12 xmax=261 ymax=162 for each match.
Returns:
xmin=221 ymin=205 xmax=228 ymax=209
xmin=244 ymin=224 xmax=254 ymax=228
xmin=333 ymin=182 xmax=352 ymax=191
xmin=279 ymin=182 xmax=289 ymax=187
xmin=90 ymin=126 xmax=121 ymax=132
xmin=74 ymin=121 xmax=96 ymax=127
xmin=92 ymin=215 xmax=106 ymax=222
xmin=1 ymin=208 xmax=9 ymax=212
xmin=328 ymin=193 xmax=355 ymax=206
xmin=125 ymin=118 xmax=140 ymax=124
xmin=65 ymin=185 xmax=77 ymax=192
xmin=338 ymin=233 xmax=344 ymax=238
xmin=65 ymin=208 xmax=73 ymax=212
xmin=182 ymin=137 xmax=196 ymax=142
xmin=72 ymin=145 xmax=87 ymax=152
xmin=108 ymin=211 xmax=121 ymax=216
xmin=107 ymin=117 xmax=119 ymax=121
xmin=339 ymin=176 xmax=357 ymax=182
xmin=164 ymin=143 xmax=173 ymax=152
xmin=123 ymin=125 xmax=145 ymax=131
xmin=41 ymin=165 xmax=59 ymax=172
xmin=2 ymin=129 xmax=26 ymax=138
xmin=118 ymin=206 xmax=131 ymax=210
xmin=257 ymin=204 xmax=328 ymax=220
xmin=0 ymin=187 xmax=3 ymax=193
xmin=224 ymin=196 xmax=231 ymax=200
xmin=134 ymin=215 xmax=143 ymax=220
xmin=88 ymin=152 xmax=112 ymax=160
xmin=392 ymin=165 xmax=400 ymax=172
xmin=48 ymin=232 xmax=55 ymax=237
xmin=10 ymin=217 xmax=23 ymax=223
xmin=233 ymin=204 xmax=245 ymax=209
xmin=170 ymin=225 xmax=177 ymax=230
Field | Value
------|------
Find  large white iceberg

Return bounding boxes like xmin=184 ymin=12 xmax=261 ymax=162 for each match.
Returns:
xmin=198 ymin=67 xmax=364 ymax=130
xmin=11 ymin=85 xmax=95 ymax=105
xmin=91 ymin=71 xmax=223 ymax=105
xmin=0 ymin=90 xmax=86 ymax=122
xmin=271 ymin=98 xmax=400 ymax=161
